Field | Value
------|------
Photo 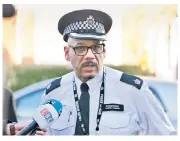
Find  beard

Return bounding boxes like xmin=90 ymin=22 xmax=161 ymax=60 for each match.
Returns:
xmin=83 ymin=75 xmax=95 ymax=81
xmin=78 ymin=61 xmax=99 ymax=82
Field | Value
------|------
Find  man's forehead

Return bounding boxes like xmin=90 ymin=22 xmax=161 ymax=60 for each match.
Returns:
xmin=67 ymin=37 xmax=104 ymax=45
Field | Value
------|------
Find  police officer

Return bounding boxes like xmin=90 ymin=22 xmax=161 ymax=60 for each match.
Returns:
xmin=40 ymin=9 xmax=176 ymax=135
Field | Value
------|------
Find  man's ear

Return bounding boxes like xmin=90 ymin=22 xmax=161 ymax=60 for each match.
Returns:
xmin=103 ymin=47 xmax=106 ymax=58
xmin=64 ymin=46 xmax=70 ymax=61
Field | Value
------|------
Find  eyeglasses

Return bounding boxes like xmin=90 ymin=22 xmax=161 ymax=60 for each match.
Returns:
xmin=68 ymin=44 xmax=105 ymax=56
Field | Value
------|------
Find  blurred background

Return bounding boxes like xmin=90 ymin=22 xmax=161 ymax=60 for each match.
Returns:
xmin=2 ymin=4 xmax=178 ymax=129
xmin=3 ymin=4 xmax=178 ymax=91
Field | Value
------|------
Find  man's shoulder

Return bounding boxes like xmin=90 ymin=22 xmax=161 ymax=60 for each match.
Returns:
xmin=120 ymin=73 xmax=144 ymax=90
xmin=105 ymin=66 xmax=123 ymax=78
xmin=45 ymin=77 xmax=62 ymax=95
xmin=105 ymin=66 xmax=144 ymax=90
xmin=44 ymin=72 xmax=73 ymax=95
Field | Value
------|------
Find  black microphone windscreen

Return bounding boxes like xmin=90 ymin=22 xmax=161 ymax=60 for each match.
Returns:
xmin=3 ymin=4 xmax=16 ymax=18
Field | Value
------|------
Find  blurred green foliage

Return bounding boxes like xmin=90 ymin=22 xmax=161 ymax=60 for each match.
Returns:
xmin=108 ymin=65 xmax=154 ymax=76
xmin=6 ymin=64 xmax=154 ymax=91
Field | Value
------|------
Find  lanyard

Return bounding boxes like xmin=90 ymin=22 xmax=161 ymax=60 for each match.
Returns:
xmin=73 ymin=68 xmax=106 ymax=135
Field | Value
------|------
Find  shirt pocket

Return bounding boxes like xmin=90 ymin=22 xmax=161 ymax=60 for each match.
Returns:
xmin=99 ymin=111 xmax=140 ymax=135
xmin=50 ymin=106 xmax=75 ymax=135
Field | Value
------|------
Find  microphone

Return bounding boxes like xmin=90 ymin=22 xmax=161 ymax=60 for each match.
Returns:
xmin=3 ymin=4 xmax=16 ymax=18
xmin=16 ymin=99 xmax=63 ymax=135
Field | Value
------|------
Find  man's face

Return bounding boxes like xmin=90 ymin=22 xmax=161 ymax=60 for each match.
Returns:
xmin=64 ymin=37 xmax=106 ymax=81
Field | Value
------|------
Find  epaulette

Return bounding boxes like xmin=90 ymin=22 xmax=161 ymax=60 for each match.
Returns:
xmin=120 ymin=73 xmax=143 ymax=89
xmin=45 ymin=77 xmax=62 ymax=95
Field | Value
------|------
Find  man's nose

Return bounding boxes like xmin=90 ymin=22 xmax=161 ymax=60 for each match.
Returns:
xmin=84 ymin=48 xmax=95 ymax=59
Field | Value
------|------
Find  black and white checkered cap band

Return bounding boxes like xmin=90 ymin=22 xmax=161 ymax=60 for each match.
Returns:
xmin=63 ymin=15 xmax=106 ymax=36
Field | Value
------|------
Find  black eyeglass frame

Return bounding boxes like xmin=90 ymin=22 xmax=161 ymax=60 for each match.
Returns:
xmin=68 ymin=43 xmax=105 ymax=56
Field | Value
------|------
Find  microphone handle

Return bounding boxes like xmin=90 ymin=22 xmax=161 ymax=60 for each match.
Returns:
xmin=16 ymin=121 xmax=38 ymax=135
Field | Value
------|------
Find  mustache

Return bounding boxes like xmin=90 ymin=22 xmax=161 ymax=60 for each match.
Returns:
xmin=81 ymin=61 xmax=97 ymax=67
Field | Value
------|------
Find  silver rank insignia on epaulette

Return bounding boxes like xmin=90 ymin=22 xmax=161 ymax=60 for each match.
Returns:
xmin=134 ymin=79 xmax=141 ymax=85
xmin=46 ymin=83 xmax=51 ymax=90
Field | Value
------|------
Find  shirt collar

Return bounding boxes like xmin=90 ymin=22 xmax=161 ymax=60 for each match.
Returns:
xmin=73 ymin=67 xmax=104 ymax=93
